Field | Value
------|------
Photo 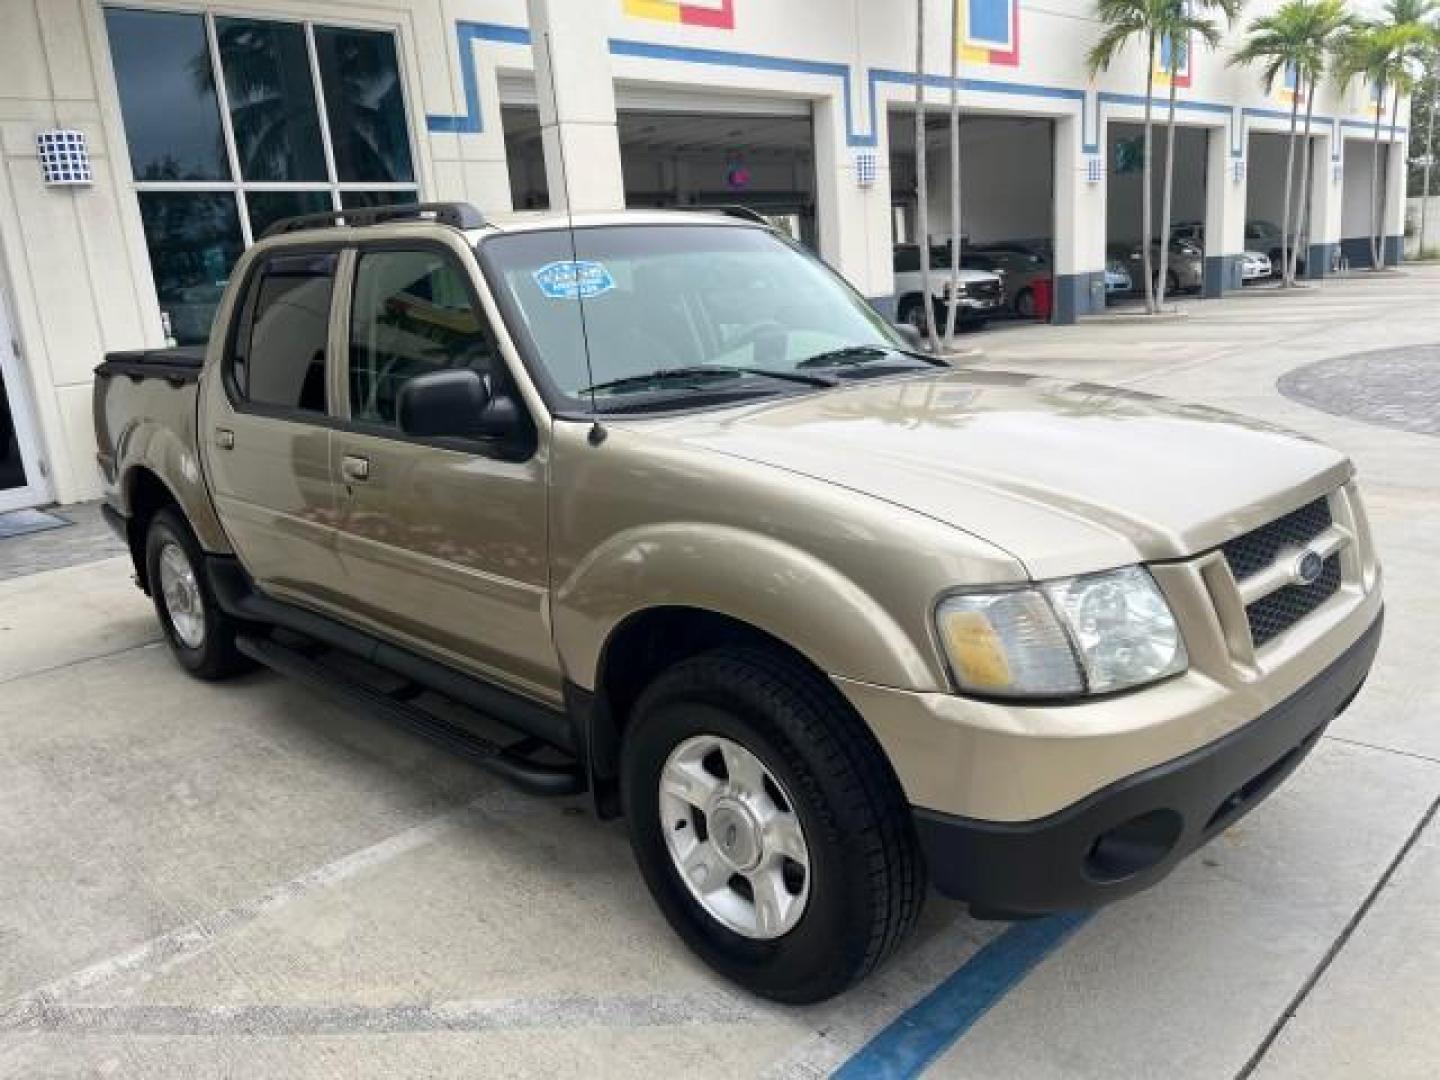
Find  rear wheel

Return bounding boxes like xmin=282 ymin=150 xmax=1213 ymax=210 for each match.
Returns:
xmin=1014 ymin=287 xmax=1036 ymax=320
xmin=621 ymin=647 xmax=925 ymax=1003
xmin=144 ymin=508 xmax=253 ymax=680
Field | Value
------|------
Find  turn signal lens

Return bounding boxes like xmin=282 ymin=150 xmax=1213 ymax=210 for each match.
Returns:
xmin=937 ymin=590 xmax=1084 ymax=697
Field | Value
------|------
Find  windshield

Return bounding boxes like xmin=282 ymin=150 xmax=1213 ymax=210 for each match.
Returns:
xmin=482 ymin=224 xmax=918 ymax=413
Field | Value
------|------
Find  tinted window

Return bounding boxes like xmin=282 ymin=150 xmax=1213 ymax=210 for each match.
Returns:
xmin=233 ymin=253 xmax=337 ymax=412
xmin=246 ymin=190 xmax=333 ymax=241
xmin=216 ymin=18 xmax=327 ymax=182
xmin=105 ymin=9 xmax=229 ymax=182
xmin=137 ymin=193 xmax=245 ymax=345
xmin=349 ymin=251 xmax=501 ymax=427
xmin=893 ymin=247 xmax=920 ymax=273
xmin=314 ymin=27 xmax=415 ymax=183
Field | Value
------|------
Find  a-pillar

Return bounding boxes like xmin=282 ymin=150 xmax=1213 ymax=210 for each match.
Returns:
xmin=1203 ymin=120 xmax=1245 ymax=297
xmin=1052 ymin=114 xmax=1106 ymax=323
xmin=525 ymin=0 xmax=625 ymax=212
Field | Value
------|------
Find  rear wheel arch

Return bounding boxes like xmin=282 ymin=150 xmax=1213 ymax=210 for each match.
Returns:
xmin=123 ymin=466 xmax=182 ymax=592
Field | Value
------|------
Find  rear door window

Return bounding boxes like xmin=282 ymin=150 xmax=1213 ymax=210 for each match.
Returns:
xmin=231 ymin=251 xmax=337 ymax=413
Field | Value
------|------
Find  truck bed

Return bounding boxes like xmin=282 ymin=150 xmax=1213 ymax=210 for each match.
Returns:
xmin=93 ymin=347 xmax=206 ymax=497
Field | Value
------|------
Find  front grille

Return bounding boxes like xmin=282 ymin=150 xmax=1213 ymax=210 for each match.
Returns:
xmin=1221 ymin=496 xmax=1341 ymax=648
xmin=967 ymin=280 xmax=1002 ymax=300
xmin=1244 ymin=555 xmax=1342 ymax=647
xmin=1222 ymin=498 xmax=1332 ymax=582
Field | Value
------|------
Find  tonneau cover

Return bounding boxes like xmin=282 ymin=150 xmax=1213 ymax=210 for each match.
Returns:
xmin=96 ymin=346 xmax=206 ymax=383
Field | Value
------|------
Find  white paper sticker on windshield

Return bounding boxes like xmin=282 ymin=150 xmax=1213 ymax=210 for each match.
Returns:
xmin=533 ymin=260 xmax=616 ymax=300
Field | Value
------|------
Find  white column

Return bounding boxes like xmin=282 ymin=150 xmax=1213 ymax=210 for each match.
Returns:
xmin=1304 ymin=131 xmax=1341 ymax=278
xmin=1203 ymin=123 xmax=1245 ymax=296
xmin=1052 ymin=114 xmax=1105 ymax=322
xmin=1385 ymin=138 xmax=1407 ymax=262
xmin=815 ymin=95 xmax=894 ymax=307
xmin=525 ymin=0 xmax=625 ymax=213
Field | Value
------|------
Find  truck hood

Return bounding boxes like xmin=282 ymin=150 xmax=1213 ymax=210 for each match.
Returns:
xmin=654 ymin=370 xmax=1351 ymax=579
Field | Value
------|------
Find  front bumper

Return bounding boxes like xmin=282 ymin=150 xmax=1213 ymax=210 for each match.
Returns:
xmin=931 ymin=295 xmax=1001 ymax=322
xmin=913 ymin=610 xmax=1382 ymax=916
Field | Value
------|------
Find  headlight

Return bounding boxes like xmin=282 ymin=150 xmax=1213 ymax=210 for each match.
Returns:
xmin=936 ymin=567 xmax=1187 ymax=699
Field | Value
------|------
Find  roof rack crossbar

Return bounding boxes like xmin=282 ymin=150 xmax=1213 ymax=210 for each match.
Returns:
xmin=259 ymin=201 xmax=487 ymax=239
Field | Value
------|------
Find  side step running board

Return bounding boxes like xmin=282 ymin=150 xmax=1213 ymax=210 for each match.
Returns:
xmin=236 ymin=634 xmax=586 ymax=798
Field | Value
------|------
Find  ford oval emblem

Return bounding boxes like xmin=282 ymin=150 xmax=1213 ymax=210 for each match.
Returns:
xmin=1294 ymin=551 xmax=1324 ymax=586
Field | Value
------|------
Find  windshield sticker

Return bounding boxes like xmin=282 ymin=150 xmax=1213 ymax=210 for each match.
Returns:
xmin=532 ymin=260 xmax=616 ymax=300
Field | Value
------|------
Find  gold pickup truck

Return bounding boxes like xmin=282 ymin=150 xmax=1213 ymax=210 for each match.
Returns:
xmin=94 ymin=203 xmax=1383 ymax=1004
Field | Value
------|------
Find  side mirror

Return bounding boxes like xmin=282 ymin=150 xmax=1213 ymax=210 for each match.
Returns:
xmin=397 ymin=369 xmax=517 ymax=440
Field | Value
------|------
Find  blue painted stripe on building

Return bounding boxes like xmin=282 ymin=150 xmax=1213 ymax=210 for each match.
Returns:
xmin=608 ymin=38 xmax=862 ymax=145
xmin=867 ymin=69 xmax=1086 ymax=150
xmin=423 ymin=17 xmax=1408 ymax=159
xmin=426 ymin=22 xmax=532 ymax=134
xmin=832 ymin=911 xmax=1091 ymax=1080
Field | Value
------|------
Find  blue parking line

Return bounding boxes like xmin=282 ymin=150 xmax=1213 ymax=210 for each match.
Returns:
xmin=832 ymin=911 xmax=1092 ymax=1079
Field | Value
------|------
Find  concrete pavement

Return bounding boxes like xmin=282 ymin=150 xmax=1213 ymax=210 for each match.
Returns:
xmin=2 ymin=267 xmax=1438 ymax=1078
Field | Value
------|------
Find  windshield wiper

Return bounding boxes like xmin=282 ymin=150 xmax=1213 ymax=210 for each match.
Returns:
xmin=579 ymin=365 xmax=835 ymax=397
xmin=797 ymin=345 xmax=942 ymax=370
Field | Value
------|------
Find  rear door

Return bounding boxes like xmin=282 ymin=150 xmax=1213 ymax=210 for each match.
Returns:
xmin=201 ymin=248 xmax=347 ymax=609
xmin=327 ymin=239 xmax=558 ymax=703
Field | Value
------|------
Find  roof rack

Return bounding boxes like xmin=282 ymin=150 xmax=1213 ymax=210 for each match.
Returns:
xmin=259 ymin=202 xmax=488 ymax=239
xmin=676 ymin=204 xmax=774 ymax=227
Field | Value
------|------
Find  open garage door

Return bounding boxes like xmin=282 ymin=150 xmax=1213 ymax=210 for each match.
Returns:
xmin=1106 ymin=122 xmax=1209 ymax=300
xmin=888 ymin=112 xmax=1055 ymax=322
xmin=501 ymin=84 xmax=817 ymax=249
xmin=1246 ymin=130 xmax=1315 ymax=279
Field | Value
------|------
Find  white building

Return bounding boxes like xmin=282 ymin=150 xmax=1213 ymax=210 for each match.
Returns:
xmin=0 ymin=0 xmax=1411 ymax=510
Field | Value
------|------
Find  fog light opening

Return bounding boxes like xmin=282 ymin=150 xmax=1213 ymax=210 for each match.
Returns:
xmin=1084 ymin=808 xmax=1183 ymax=883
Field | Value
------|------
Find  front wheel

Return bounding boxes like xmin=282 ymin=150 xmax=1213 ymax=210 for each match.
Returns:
xmin=621 ymin=648 xmax=926 ymax=1003
xmin=144 ymin=508 xmax=254 ymax=680
xmin=1014 ymin=287 xmax=1036 ymax=320
xmin=897 ymin=296 xmax=930 ymax=336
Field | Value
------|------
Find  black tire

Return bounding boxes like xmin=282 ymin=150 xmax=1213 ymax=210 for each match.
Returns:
xmin=1014 ymin=287 xmax=1036 ymax=320
xmin=897 ymin=296 xmax=928 ymax=335
xmin=144 ymin=507 xmax=254 ymax=680
xmin=621 ymin=647 xmax=926 ymax=1003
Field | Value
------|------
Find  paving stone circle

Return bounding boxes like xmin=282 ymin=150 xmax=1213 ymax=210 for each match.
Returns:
xmin=1277 ymin=345 xmax=1440 ymax=437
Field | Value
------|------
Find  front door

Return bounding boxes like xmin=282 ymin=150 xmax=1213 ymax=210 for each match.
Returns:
xmin=0 ymin=289 xmax=51 ymax=512
xmin=329 ymin=243 xmax=558 ymax=704
xmin=201 ymin=248 xmax=345 ymax=608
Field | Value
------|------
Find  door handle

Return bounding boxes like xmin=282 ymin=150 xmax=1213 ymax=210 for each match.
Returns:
xmin=340 ymin=454 xmax=370 ymax=482
xmin=214 ymin=427 xmax=235 ymax=450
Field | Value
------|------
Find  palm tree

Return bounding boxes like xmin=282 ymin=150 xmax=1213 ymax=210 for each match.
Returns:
xmin=1088 ymin=0 xmax=1165 ymax=313
xmin=1337 ymin=15 xmax=1430 ymax=268
xmin=914 ymin=0 xmax=940 ymax=350
xmin=1153 ymin=0 xmax=1243 ymax=308
xmin=1290 ymin=1 xmax=1355 ymax=282
xmin=1231 ymin=0 xmax=1353 ymax=287
xmin=943 ymin=0 xmax=964 ymax=346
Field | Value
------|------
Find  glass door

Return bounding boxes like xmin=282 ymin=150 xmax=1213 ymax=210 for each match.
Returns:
xmin=0 ymin=290 xmax=50 ymax=512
